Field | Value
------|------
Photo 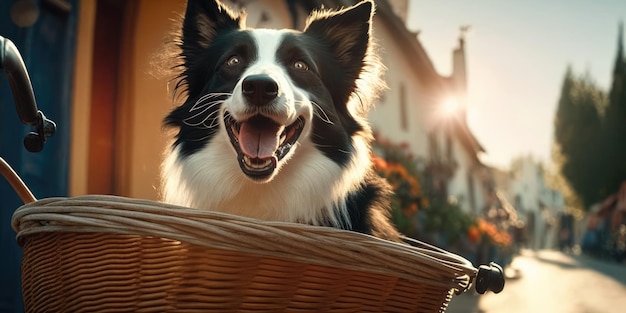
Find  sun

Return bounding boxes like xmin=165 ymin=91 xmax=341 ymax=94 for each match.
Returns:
xmin=428 ymin=96 xmax=465 ymax=127
xmin=442 ymin=97 xmax=460 ymax=115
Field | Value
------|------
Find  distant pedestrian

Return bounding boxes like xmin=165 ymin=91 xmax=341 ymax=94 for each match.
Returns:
xmin=559 ymin=228 xmax=571 ymax=252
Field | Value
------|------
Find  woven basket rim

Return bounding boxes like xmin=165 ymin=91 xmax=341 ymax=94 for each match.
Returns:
xmin=12 ymin=194 xmax=476 ymax=293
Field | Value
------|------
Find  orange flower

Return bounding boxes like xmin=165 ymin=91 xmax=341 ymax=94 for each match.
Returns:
xmin=475 ymin=218 xmax=512 ymax=247
xmin=371 ymin=141 xmax=426 ymax=232
xmin=372 ymin=156 xmax=388 ymax=171
xmin=402 ymin=203 xmax=418 ymax=216
xmin=467 ymin=226 xmax=481 ymax=243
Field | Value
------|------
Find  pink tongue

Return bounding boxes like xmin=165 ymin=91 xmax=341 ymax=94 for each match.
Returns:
xmin=239 ymin=121 xmax=281 ymax=159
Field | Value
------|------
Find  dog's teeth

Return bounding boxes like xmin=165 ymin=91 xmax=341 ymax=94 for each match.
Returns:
xmin=243 ymin=156 xmax=272 ymax=169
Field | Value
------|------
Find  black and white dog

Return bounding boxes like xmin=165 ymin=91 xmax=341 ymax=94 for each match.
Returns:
xmin=162 ymin=0 xmax=400 ymax=241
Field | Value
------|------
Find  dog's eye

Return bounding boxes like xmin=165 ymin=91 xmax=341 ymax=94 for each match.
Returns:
xmin=226 ymin=56 xmax=241 ymax=67
xmin=293 ymin=60 xmax=309 ymax=71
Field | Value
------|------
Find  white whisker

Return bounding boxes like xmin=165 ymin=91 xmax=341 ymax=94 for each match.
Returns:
xmin=199 ymin=109 xmax=220 ymax=123
xmin=201 ymin=110 xmax=222 ymax=128
xmin=190 ymin=99 xmax=225 ymax=112
xmin=183 ymin=120 xmax=209 ymax=128
xmin=184 ymin=111 xmax=221 ymax=128
xmin=193 ymin=93 xmax=222 ymax=106
xmin=183 ymin=107 xmax=214 ymax=126
xmin=184 ymin=95 xmax=228 ymax=129
xmin=197 ymin=92 xmax=231 ymax=102
xmin=184 ymin=117 xmax=220 ymax=129
xmin=205 ymin=118 xmax=221 ymax=128
xmin=309 ymin=101 xmax=334 ymax=124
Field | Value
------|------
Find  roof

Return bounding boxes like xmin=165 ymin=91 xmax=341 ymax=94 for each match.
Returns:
xmin=374 ymin=0 xmax=448 ymax=90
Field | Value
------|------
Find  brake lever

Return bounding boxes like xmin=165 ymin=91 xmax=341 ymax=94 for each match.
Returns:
xmin=0 ymin=35 xmax=56 ymax=152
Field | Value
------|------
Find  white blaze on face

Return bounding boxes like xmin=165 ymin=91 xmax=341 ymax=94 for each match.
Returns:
xmin=225 ymin=29 xmax=312 ymax=125
xmin=222 ymin=29 xmax=315 ymax=177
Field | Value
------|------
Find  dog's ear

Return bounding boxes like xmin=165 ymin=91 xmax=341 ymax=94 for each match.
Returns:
xmin=304 ymin=1 xmax=374 ymax=72
xmin=181 ymin=0 xmax=244 ymax=52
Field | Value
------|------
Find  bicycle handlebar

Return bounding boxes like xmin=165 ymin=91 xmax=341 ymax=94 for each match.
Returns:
xmin=0 ymin=35 xmax=56 ymax=152
xmin=0 ymin=35 xmax=39 ymax=125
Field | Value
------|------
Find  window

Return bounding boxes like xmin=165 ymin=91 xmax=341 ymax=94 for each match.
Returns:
xmin=467 ymin=171 xmax=477 ymax=213
xmin=446 ymin=133 xmax=453 ymax=160
xmin=515 ymin=194 xmax=523 ymax=211
xmin=428 ymin=132 xmax=438 ymax=159
xmin=399 ymin=84 xmax=408 ymax=131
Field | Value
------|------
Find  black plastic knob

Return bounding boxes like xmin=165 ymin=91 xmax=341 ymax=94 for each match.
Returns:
xmin=24 ymin=132 xmax=43 ymax=152
xmin=475 ymin=262 xmax=505 ymax=294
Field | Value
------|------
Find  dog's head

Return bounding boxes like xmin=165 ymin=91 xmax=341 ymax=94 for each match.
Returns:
xmin=165 ymin=0 xmax=382 ymax=183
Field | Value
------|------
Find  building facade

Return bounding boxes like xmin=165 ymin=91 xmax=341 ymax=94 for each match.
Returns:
xmin=508 ymin=156 xmax=565 ymax=249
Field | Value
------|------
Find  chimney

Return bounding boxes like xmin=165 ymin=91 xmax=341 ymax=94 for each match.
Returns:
xmin=451 ymin=26 xmax=470 ymax=122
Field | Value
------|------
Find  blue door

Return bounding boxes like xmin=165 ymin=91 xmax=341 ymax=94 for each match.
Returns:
xmin=0 ymin=0 xmax=78 ymax=311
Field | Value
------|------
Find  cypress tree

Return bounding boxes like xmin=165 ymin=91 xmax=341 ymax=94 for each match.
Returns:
xmin=554 ymin=67 xmax=605 ymax=210
xmin=601 ymin=21 xmax=626 ymax=198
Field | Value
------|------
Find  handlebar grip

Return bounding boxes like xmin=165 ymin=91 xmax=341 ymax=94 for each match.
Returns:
xmin=0 ymin=35 xmax=39 ymax=126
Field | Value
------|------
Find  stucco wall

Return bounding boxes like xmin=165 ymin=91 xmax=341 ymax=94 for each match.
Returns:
xmin=448 ymin=136 xmax=476 ymax=212
xmin=368 ymin=16 xmax=435 ymax=159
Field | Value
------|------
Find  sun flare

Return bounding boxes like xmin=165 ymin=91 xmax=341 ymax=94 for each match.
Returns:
xmin=442 ymin=97 xmax=459 ymax=115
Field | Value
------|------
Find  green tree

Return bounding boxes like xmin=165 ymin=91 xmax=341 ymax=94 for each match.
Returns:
xmin=553 ymin=67 xmax=606 ymax=210
xmin=601 ymin=22 xmax=626 ymax=198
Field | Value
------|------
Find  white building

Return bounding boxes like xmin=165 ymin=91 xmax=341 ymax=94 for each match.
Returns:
xmin=367 ymin=1 xmax=488 ymax=215
xmin=509 ymin=156 xmax=565 ymax=249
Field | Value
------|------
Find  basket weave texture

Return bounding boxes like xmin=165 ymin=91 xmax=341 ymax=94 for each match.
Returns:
xmin=12 ymin=195 xmax=476 ymax=313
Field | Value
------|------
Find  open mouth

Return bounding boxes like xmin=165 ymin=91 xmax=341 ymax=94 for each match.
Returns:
xmin=225 ymin=112 xmax=305 ymax=180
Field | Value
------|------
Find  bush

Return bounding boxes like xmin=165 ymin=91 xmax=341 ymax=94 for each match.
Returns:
xmin=372 ymin=136 xmax=425 ymax=237
xmin=371 ymin=134 xmax=515 ymax=254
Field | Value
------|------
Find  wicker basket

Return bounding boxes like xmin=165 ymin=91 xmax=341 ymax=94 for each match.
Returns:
xmin=11 ymin=195 xmax=477 ymax=313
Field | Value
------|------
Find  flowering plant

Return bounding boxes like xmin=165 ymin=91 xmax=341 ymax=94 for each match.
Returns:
xmin=421 ymin=200 xmax=475 ymax=245
xmin=371 ymin=134 xmax=513 ymax=248
xmin=372 ymin=135 xmax=425 ymax=236
xmin=475 ymin=218 xmax=512 ymax=247
xmin=373 ymin=157 xmax=422 ymax=216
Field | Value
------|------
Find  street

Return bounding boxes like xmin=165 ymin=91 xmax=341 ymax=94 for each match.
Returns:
xmin=446 ymin=249 xmax=626 ymax=313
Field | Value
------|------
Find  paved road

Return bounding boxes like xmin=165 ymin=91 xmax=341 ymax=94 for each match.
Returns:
xmin=446 ymin=249 xmax=626 ymax=313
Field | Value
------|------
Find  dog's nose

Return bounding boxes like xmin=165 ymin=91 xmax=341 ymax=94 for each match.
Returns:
xmin=242 ymin=74 xmax=278 ymax=106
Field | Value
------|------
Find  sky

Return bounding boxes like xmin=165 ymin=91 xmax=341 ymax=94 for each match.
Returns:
xmin=406 ymin=0 xmax=626 ymax=170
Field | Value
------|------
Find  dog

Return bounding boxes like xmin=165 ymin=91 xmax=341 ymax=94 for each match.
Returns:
xmin=161 ymin=0 xmax=400 ymax=241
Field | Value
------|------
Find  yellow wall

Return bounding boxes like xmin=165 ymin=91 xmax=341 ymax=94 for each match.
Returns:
xmin=69 ymin=0 xmax=96 ymax=197
xmin=71 ymin=0 xmax=185 ymax=200
xmin=122 ymin=0 xmax=186 ymax=199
